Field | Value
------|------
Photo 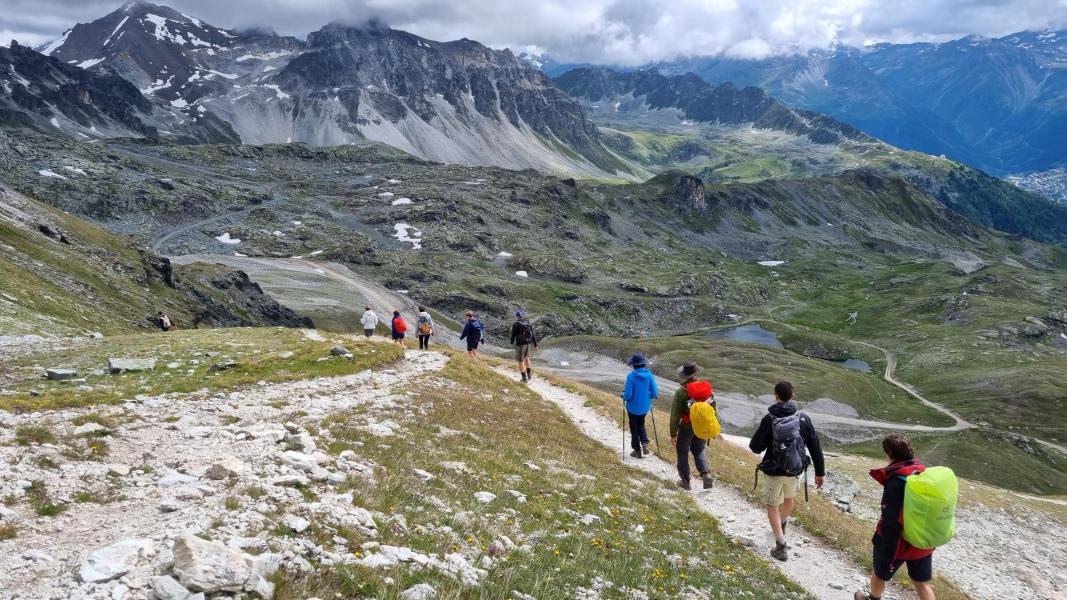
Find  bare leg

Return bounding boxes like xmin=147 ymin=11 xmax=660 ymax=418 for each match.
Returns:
xmin=766 ymin=504 xmax=784 ymax=539
xmin=869 ymin=575 xmax=887 ymax=598
xmin=780 ymin=497 xmax=794 ymax=522
xmin=913 ymin=581 xmax=935 ymax=600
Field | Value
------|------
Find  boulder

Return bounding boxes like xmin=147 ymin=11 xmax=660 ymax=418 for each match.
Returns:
xmin=209 ymin=360 xmax=238 ymax=372
xmin=150 ymin=575 xmax=193 ymax=600
xmin=400 ymin=583 xmax=437 ymax=600
xmin=206 ymin=458 xmax=245 ymax=480
xmin=281 ymin=514 xmax=310 ymax=533
xmin=279 ymin=451 xmax=321 ymax=472
xmin=172 ymin=534 xmax=252 ymax=593
xmin=158 ymin=469 xmax=198 ymax=488
xmin=73 ymin=422 xmax=109 ymax=437
xmin=46 ymin=368 xmax=77 ymax=381
xmin=108 ymin=358 xmax=157 ymax=374
xmin=330 ymin=345 xmax=352 ymax=357
xmin=107 ymin=464 xmax=132 ymax=477
xmin=473 ymin=491 xmax=496 ymax=504
xmin=78 ymin=538 xmax=155 ymax=583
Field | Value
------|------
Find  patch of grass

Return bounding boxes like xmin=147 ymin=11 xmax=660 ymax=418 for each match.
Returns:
xmin=224 ymin=496 xmax=241 ymax=511
xmin=70 ymin=412 xmax=119 ymax=429
xmin=30 ymin=455 xmax=59 ymax=470
xmin=0 ymin=329 xmax=403 ymax=413
xmin=242 ymin=485 xmax=265 ymax=500
xmin=26 ymin=481 xmax=66 ymax=517
xmin=0 ymin=523 xmax=16 ymax=540
xmin=278 ymin=350 xmax=812 ymax=600
xmin=14 ymin=426 xmax=55 ymax=446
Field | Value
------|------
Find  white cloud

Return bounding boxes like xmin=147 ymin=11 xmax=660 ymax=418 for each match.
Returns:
xmin=4 ymin=0 xmax=1067 ymax=63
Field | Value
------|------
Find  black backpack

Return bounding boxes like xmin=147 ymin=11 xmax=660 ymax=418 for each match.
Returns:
xmin=515 ymin=320 xmax=533 ymax=344
xmin=768 ymin=414 xmax=810 ymax=476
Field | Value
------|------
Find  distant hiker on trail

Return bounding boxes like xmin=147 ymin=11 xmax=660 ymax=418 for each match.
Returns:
xmin=391 ymin=310 xmax=408 ymax=349
xmin=855 ymin=433 xmax=949 ymax=600
xmin=510 ymin=310 xmax=538 ymax=382
xmin=670 ymin=360 xmax=714 ymax=490
xmin=416 ymin=306 xmax=434 ymax=350
xmin=621 ymin=353 xmax=658 ymax=458
xmin=360 ymin=305 xmax=379 ymax=338
xmin=156 ymin=311 xmax=173 ymax=332
xmin=459 ymin=311 xmax=484 ymax=358
xmin=748 ymin=381 xmax=825 ymax=562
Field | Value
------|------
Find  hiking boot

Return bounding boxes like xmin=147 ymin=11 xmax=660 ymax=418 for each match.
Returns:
xmin=701 ymin=474 xmax=714 ymax=489
xmin=677 ymin=479 xmax=691 ymax=490
xmin=629 ymin=449 xmax=643 ymax=458
xmin=769 ymin=542 xmax=788 ymax=562
xmin=642 ymin=443 xmax=651 ymax=456
xmin=853 ymin=593 xmax=875 ymax=600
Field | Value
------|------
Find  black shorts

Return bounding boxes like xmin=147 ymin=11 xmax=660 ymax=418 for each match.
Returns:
xmin=875 ymin=553 xmax=932 ymax=583
xmin=466 ymin=337 xmax=480 ymax=351
xmin=392 ymin=332 xmax=405 ymax=340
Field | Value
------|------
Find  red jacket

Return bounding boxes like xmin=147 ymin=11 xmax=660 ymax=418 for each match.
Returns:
xmin=870 ymin=460 xmax=934 ymax=561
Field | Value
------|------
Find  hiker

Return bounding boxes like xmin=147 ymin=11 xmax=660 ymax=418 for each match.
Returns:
xmin=510 ymin=310 xmax=538 ymax=382
xmin=416 ymin=306 xmax=434 ymax=350
xmin=621 ymin=353 xmax=657 ymax=458
xmin=670 ymin=360 xmax=714 ymax=490
xmin=360 ymin=305 xmax=379 ymax=338
xmin=459 ymin=311 xmax=484 ymax=358
xmin=855 ymin=434 xmax=937 ymax=600
xmin=748 ymin=381 xmax=825 ymax=562
xmin=391 ymin=310 xmax=408 ymax=349
xmin=157 ymin=310 xmax=173 ymax=332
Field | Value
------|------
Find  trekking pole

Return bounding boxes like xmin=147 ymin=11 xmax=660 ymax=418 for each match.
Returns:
xmin=650 ymin=408 xmax=661 ymax=454
xmin=622 ymin=404 xmax=627 ymax=456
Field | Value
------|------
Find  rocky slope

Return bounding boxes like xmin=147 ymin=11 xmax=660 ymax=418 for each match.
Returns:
xmin=556 ymin=67 xmax=867 ymax=145
xmin=0 ymin=40 xmax=236 ymax=144
xmin=39 ymin=1 xmax=632 ymax=177
xmin=0 ymin=178 xmax=309 ymax=337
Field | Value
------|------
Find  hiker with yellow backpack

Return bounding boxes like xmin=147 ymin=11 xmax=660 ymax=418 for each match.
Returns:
xmin=855 ymin=433 xmax=957 ymax=600
xmin=670 ymin=361 xmax=719 ymax=490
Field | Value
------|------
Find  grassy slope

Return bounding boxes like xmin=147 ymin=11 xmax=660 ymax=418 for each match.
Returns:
xmin=552 ymin=375 xmax=973 ymax=600
xmin=0 ymin=328 xmax=402 ymax=412
xmin=277 ymin=352 xmax=812 ymax=599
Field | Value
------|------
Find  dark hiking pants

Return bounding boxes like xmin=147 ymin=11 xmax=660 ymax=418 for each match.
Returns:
xmin=628 ymin=412 xmax=649 ymax=451
xmin=418 ymin=334 xmax=430 ymax=349
xmin=676 ymin=425 xmax=709 ymax=481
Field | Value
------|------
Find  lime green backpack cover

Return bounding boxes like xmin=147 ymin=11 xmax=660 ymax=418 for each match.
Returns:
xmin=901 ymin=466 xmax=958 ymax=549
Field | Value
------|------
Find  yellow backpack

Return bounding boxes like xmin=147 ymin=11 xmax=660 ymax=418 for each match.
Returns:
xmin=686 ymin=381 xmax=720 ymax=440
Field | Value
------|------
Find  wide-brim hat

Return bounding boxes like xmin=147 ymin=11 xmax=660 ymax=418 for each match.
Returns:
xmin=677 ymin=360 xmax=702 ymax=378
xmin=626 ymin=353 xmax=648 ymax=367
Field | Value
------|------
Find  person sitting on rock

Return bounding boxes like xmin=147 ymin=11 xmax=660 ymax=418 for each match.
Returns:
xmin=855 ymin=434 xmax=936 ymax=600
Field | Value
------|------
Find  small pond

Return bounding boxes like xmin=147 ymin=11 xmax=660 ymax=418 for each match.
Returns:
xmin=837 ymin=358 xmax=872 ymax=373
xmin=706 ymin=324 xmax=784 ymax=349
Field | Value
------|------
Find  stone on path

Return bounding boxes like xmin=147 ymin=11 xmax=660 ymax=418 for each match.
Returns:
xmin=73 ymin=422 xmax=109 ymax=437
xmin=79 ymin=538 xmax=155 ymax=583
xmin=206 ymin=457 xmax=245 ymax=480
xmin=108 ymin=358 xmax=157 ymax=374
xmin=473 ymin=491 xmax=496 ymax=504
xmin=150 ymin=575 xmax=193 ymax=600
xmin=172 ymin=534 xmax=252 ymax=593
xmin=400 ymin=583 xmax=437 ymax=600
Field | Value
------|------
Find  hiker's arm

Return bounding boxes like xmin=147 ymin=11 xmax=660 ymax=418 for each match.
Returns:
xmin=621 ymin=375 xmax=633 ymax=403
xmin=748 ymin=417 xmax=770 ymax=453
xmin=649 ymin=376 xmax=659 ymax=399
xmin=874 ymin=479 xmax=906 ymax=576
xmin=669 ymin=390 xmax=683 ymax=438
xmin=459 ymin=323 xmax=468 ymax=340
xmin=802 ymin=417 xmax=827 ymax=477
xmin=509 ymin=323 xmax=518 ymax=345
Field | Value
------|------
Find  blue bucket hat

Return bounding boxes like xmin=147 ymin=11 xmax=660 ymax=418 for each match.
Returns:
xmin=515 ymin=310 xmax=526 ymax=318
xmin=626 ymin=353 xmax=648 ymax=368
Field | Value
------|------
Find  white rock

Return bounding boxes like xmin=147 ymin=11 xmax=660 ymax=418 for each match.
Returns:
xmin=282 ymin=514 xmax=310 ymax=533
xmin=158 ymin=469 xmax=198 ymax=488
xmin=473 ymin=491 xmax=496 ymax=504
xmin=159 ymin=499 xmax=181 ymax=513
xmin=271 ymin=474 xmax=308 ymax=487
xmin=172 ymin=534 xmax=252 ymax=593
xmin=413 ymin=469 xmax=434 ymax=481
xmin=73 ymin=422 xmax=109 ymax=437
xmin=107 ymin=464 xmax=132 ymax=477
xmin=400 ymin=583 xmax=437 ymax=600
xmin=278 ymin=451 xmax=320 ymax=472
xmin=150 ymin=575 xmax=193 ymax=600
xmin=79 ymin=538 xmax=155 ymax=583
xmin=0 ymin=506 xmax=17 ymax=521
xmin=579 ymin=514 xmax=601 ymax=526
xmin=506 ymin=490 xmax=527 ymax=504
xmin=206 ymin=458 xmax=245 ymax=480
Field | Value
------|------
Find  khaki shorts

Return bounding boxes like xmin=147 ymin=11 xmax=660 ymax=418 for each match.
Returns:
xmin=514 ymin=343 xmax=531 ymax=362
xmin=762 ymin=474 xmax=800 ymax=506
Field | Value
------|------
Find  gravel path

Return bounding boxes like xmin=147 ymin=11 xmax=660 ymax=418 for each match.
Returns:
xmin=498 ymin=367 xmax=916 ymax=600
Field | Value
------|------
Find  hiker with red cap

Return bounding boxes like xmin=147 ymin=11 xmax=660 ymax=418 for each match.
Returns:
xmin=670 ymin=360 xmax=716 ymax=490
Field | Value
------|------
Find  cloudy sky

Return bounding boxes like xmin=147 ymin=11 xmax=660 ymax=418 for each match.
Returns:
xmin=3 ymin=0 xmax=1067 ymax=64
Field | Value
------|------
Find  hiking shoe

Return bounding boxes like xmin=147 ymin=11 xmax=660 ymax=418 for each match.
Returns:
xmin=701 ymin=474 xmax=714 ymax=489
xmin=677 ymin=479 xmax=691 ymax=491
xmin=642 ymin=443 xmax=651 ymax=456
xmin=629 ymin=449 xmax=643 ymax=458
xmin=853 ymin=593 xmax=873 ymax=600
xmin=769 ymin=542 xmax=788 ymax=562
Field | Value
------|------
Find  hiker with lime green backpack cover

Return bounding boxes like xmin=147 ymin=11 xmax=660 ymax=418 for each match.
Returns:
xmin=855 ymin=433 xmax=958 ymax=600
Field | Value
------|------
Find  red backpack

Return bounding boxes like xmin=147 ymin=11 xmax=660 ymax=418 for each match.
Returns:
xmin=686 ymin=380 xmax=713 ymax=401
xmin=394 ymin=316 xmax=407 ymax=333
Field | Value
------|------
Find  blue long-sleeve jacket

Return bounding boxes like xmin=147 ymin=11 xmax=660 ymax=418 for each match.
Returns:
xmin=621 ymin=368 xmax=657 ymax=415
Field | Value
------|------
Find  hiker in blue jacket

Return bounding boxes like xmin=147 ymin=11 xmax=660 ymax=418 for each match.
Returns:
xmin=459 ymin=310 xmax=484 ymax=359
xmin=621 ymin=353 xmax=658 ymax=458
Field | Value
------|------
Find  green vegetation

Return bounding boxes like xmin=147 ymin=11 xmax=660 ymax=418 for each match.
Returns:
xmin=277 ymin=352 xmax=812 ymax=599
xmin=26 ymin=481 xmax=65 ymax=517
xmin=0 ymin=523 xmax=15 ymax=541
xmin=14 ymin=426 xmax=56 ymax=446
xmin=0 ymin=328 xmax=403 ymax=413
xmin=551 ymin=333 xmax=952 ymax=426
